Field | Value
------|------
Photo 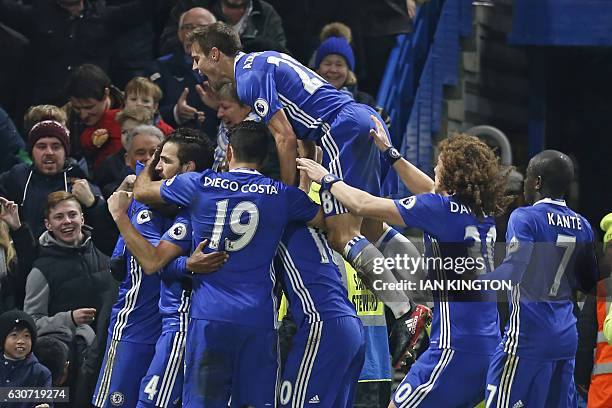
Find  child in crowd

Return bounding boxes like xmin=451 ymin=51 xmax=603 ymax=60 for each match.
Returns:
xmin=0 ymin=310 xmax=51 ymax=408
xmin=23 ymin=105 xmax=68 ymax=135
xmin=124 ymin=77 xmax=174 ymax=136
xmin=116 ymin=105 xmax=155 ymax=146
xmin=34 ymin=336 xmax=70 ymax=387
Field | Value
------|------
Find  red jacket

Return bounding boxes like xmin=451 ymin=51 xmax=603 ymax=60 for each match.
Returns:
xmin=80 ymin=109 xmax=122 ymax=169
xmin=156 ymin=117 xmax=174 ymax=136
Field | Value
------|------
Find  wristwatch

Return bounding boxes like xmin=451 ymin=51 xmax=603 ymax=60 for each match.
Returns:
xmin=384 ymin=147 xmax=402 ymax=165
xmin=320 ymin=173 xmax=341 ymax=191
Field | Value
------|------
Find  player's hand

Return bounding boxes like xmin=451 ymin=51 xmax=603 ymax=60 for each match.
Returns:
xmin=187 ymin=239 xmax=229 ymax=274
xmin=196 ymin=81 xmax=219 ymax=110
xmin=72 ymin=308 xmax=96 ymax=326
xmin=108 ymin=191 xmax=133 ymax=220
xmin=91 ymin=128 xmax=109 ymax=148
xmin=71 ymin=178 xmax=96 ymax=208
xmin=176 ymin=87 xmax=205 ymax=124
xmin=369 ymin=115 xmax=393 ymax=152
xmin=116 ymin=174 xmax=137 ymax=192
xmin=296 ymin=158 xmax=329 ymax=183
xmin=146 ymin=145 xmax=163 ymax=179
xmin=407 ymin=0 xmax=417 ymax=19
xmin=0 ymin=197 xmax=21 ymax=230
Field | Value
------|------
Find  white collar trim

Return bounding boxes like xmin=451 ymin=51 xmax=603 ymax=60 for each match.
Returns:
xmin=234 ymin=52 xmax=246 ymax=72
xmin=229 ymin=168 xmax=261 ymax=175
xmin=534 ymin=198 xmax=567 ymax=207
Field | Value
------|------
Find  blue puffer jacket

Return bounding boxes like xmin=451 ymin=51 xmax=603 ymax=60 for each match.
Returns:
xmin=0 ymin=353 xmax=51 ymax=408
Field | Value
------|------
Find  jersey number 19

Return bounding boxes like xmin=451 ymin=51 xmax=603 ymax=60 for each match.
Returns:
xmin=209 ymin=200 xmax=260 ymax=251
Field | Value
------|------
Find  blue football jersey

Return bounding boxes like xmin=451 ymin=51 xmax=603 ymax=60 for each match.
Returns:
xmin=160 ymin=168 xmax=320 ymax=328
xmin=234 ymin=51 xmax=353 ymax=141
xmin=108 ymin=201 xmax=169 ymax=344
xmin=159 ymin=209 xmax=193 ymax=333
xmin=275 ymin=222 xmax=356 ymax=327
xmin=394 ymin=193 xmax=501 ymax=353
xmin=496 ymin=198 xmax=597 ymax=360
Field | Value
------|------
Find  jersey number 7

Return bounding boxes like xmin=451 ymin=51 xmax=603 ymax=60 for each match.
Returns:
xmin=549 ymin=234 xmax=576 ymax=297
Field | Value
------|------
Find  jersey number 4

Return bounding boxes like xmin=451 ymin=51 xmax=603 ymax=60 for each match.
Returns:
xmin=209 ymin=200 xmax=260 ymax=251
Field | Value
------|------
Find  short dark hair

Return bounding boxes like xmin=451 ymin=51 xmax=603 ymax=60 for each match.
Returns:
xmin=228 ymin=121 xmax=269 ymax=164
xmin=34 ymin=337 xmax=69 ymax=386
xmin=163 ymin=128 xmax=216 ymax=172
xmin=44 ymin=191 xmax=81 ymax=218
xmin=189 ymin=22 xmax=242 ymax=56
xmin=527 ymin=150 xmax=574 ymax=197
xmin=65 ymin=63 xmax=111 ymax=101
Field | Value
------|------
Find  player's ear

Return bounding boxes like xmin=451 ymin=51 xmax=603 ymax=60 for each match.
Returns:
xmin=183 ymin=161 xmax=196 ymax=172
xmin=535 ymin=175 xmax=542 ymax=191
xmin=211 ymin=47 xmax=220 ymax=62
xmin=226 ymin=144 xmax=233 ymax=164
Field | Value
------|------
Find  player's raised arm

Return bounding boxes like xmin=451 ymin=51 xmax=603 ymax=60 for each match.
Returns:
xmin=108 ymin=191 xmax=183 ymax=274
xmin=297 ymin=158 xmax=406 ymax=227
xmin=133 ymin=148 xmax=166 ymax=205
xmin=269 ymin=109 xmax=299 ymax=186
xmin=369 ymin=115 xmax=434 ymax=194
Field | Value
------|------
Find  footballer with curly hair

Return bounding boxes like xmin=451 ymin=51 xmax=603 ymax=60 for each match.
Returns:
xmin=298 ymin=117 xmax=511 ymax=408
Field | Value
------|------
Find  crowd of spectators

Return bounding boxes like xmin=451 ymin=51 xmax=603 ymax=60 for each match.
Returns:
xmin=0 ymin=0 xmax=417 ymax=404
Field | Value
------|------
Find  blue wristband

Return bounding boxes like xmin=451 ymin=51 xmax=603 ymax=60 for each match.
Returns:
xmin=320 ymin=173 xmax=341 ymax=191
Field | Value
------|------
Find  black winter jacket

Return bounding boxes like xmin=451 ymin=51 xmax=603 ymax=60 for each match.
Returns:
xmin=0 ymin=160 xmax=105 ymax=240
xmin=0 ymin=0 xmax=148 ymax=108
xmin=160 ymin=0 xmax=286 ymax=54
xmin=23 ymin=230 xmax=111 ymax=336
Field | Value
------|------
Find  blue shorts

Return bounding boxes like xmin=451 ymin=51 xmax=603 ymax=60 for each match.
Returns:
xmin=485 ymin=349 xmax=577 ymax=408
xmin=182 ymin=318 xmax=278 ymax=408
xmin=392 ymin=348 xmax=490 ymax=408
xmin=136 ymin=330 xmax=187 ymax=408
xmin=93 ymin=338 xmax=156 ymax=408
xmin=280 ymin=316 xmax=365 ymax=407
xmin=320 ymin=103 xmax=390 ymax=217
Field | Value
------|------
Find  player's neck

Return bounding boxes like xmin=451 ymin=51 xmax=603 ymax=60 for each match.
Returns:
xmin=533 ymin=190 xmax=563 ymax=204
xmin=221 ymin=55 xmax=235 ymax=82
xmin=229 ymin=162 xmax=261 ymax=172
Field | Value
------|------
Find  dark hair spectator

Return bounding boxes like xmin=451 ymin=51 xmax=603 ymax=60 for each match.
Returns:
xmin=65 ymin=64 xmax=124 ymax=169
